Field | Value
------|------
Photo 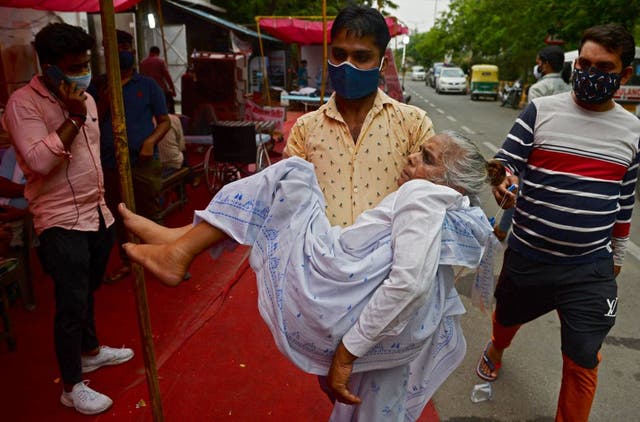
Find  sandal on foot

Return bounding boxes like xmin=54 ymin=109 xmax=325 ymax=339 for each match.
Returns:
xmin=476 ymin=341 xmax=501 ymax=382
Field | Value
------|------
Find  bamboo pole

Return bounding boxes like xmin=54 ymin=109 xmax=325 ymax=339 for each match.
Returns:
xmin=98 ymin=1 xmax=164 ymax=420
xmin=320 ymin=0 xmax=327 ymax=105
xmin=254 ymin=21 xmax=271 ymax=106
xmin=155 ymin=0 xmax=169 ymax=63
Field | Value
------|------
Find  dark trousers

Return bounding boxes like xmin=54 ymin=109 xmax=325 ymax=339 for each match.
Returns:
xmin=38 ymin=211 xmax=114 ymax=385
xmin=494 ymin=248 xmax=616 ymax=368
xmin=103 ymin=167 xmax=128 ymax=263
xmin=103 ymin=159 xmax=163 ymax=263
xmin=164 ymin=91 xmax=175 ymax=114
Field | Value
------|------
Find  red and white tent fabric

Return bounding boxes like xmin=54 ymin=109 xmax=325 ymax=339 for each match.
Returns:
xmin=258 ymin=16 xmax=408 ymax=45
xmin=0 ymin=0 xmax=141 ymax=12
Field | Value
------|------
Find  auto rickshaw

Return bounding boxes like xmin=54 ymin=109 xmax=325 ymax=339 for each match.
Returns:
xmin=469 ymin=64 xmax=499 ymax=100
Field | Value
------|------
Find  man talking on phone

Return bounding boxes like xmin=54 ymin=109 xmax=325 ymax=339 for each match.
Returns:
xmin=2 ymin=23 xmax=134 ymax=415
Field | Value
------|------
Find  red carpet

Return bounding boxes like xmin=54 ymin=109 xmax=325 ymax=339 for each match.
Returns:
xmin=0 ymin=111 xmax=439 ymax=421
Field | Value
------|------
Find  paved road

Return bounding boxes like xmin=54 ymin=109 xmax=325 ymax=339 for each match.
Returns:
xmin=403 ymin=80 xmax=640 ymax=421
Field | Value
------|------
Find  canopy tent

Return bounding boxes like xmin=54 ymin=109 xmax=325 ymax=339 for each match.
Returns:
xmin=258 ymin=16 xmax=408 ymax=45
xmin=0 ymin=0 xmax=141 ymax=12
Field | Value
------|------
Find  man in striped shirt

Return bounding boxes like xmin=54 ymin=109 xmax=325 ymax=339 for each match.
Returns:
xmin=476 ymin=24 xmax=640 ymax=421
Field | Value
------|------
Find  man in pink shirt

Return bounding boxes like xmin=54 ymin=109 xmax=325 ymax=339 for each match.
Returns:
xmin=139 ymin=46 xmax=176 ymax=113
xmin=2 ymin=23 xmax=134 ymax=415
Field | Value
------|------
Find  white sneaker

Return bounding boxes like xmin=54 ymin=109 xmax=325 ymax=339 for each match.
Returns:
xmin=60 ymin=381 xmax=113 ymax=415
xmin=81 ymin=345 xmax=134 ymax=373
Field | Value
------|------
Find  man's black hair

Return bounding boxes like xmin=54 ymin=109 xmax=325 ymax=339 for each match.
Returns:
xmin=116 ymin=29 xmax=134 ymax=47
xmin=538 ymin=45 xmax=565 ymax=72
xmin=331 ymin=5 xmax=390 ymax=58
xmin=580 ymin=23 xmax=636 ymax=68
xmin=150 ymin=46 xmax=161 ymax=55
xmin=34 ymin=23 xmax=95 ymax=66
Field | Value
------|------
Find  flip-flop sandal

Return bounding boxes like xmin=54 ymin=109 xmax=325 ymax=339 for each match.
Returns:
xmin=476 ymin=341 xmax=501 ymax=382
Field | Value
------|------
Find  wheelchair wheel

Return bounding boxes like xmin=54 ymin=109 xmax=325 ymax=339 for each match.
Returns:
xmin=255 ymin=145 xmax=271 ymax=172
xmin=204 ymin=147 xmax=225 ymax=193
xmin=204 ymin=147 xmax=243 ymax=193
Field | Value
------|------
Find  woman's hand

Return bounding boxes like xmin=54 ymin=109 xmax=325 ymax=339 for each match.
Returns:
xmin=327 ymin=341 xmax=362 ymax=405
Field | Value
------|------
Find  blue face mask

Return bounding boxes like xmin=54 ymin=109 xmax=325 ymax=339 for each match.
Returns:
xmin=328 ymin=59 xmax=383 ymax=100
xmin=572 ymin=67 xmax=621 ymax=104
xmin=66 ymin=71 xmax=92 ymax=91
xmin=119 ymin=50 xmax=135 ymax=70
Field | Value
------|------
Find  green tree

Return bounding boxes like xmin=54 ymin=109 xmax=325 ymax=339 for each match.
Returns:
xmin=410 ymin=0 xmax=640 ymax=81
xmin=406 ymin=29 xmax=448 ymax=68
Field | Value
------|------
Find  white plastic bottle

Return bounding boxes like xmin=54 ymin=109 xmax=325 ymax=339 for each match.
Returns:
xmin=470 ymin=382 xmax=494 ymax=403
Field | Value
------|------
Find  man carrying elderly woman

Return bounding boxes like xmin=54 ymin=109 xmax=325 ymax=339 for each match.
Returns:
xmin=118 ymin=131 xmax=503 ymax=421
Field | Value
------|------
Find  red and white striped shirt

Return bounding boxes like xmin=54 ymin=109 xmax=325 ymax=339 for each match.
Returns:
xmin=495 ymin=92 xmax=640 ymax=264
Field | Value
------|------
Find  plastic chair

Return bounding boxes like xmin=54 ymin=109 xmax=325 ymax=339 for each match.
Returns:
xmin=204 ymin=122 xmax=271 ymax=193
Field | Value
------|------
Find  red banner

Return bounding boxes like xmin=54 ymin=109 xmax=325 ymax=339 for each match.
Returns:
xmin=244 ymin=100 xmax=286 ymax=133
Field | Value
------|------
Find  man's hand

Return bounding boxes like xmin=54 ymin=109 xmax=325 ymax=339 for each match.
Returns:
xmin=139 ymin=140 xmax=155 ymax=160
xmin=614 ymin=265 xmax=621 ymax=277
xmin=492 ymin=174 xmax=519 ymax=209
xmin=327 ymin=341 xmax=362 ymax=405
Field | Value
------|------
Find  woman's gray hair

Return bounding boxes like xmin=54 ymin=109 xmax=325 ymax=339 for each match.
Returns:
xmin=439 ymin=130 xmax=489 ymax=196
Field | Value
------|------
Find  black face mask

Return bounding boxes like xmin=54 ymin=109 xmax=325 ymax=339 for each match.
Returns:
xmin=572 ymin=67 xmax=621 ymax=104
xmin=119 ymin=50 xmax=135 ymax=70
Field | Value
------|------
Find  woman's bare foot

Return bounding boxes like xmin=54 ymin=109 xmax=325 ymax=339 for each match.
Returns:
xmin=119 ymin=203 xmax=189 ymax=244
xmin=123 ymin=242 xmax=192 ymax=286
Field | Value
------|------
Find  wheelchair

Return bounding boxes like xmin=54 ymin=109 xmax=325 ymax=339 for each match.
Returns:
xmin=204 ymin=121 xmax=272 ymax=193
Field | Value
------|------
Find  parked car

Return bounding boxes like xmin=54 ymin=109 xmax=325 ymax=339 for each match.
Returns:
xmin=436 ymin=67 xmax=467 ymax=94
xmin=411 ymin=65 xmax=426 ymax=81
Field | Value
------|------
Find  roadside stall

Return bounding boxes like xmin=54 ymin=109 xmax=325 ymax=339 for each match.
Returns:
xmin=256 ymin=15 xmax=409 ymax=108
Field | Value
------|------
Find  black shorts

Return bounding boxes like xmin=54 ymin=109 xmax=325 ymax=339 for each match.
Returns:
xmin=494 ymin=248 xmax=617 ymax=368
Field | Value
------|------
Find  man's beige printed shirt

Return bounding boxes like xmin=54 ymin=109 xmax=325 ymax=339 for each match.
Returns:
xmin=285 ymin=90 xmax=435 ymax=226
